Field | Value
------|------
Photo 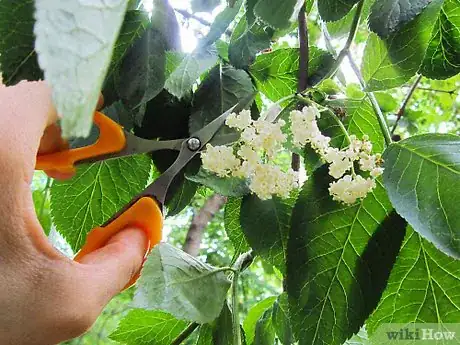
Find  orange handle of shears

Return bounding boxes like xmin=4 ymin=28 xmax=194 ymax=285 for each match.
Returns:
xmin=36 ymin=112 xmax=126 ymax=174
xmin=74 ymin=197 xmax=163 ymax=289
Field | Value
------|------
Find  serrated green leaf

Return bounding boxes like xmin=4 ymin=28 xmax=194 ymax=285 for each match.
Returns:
xmin=224 ymin=197 xmax=251 ymax=257
xmin=107 ymin=10 xmax=150 ymax=78
xmin=34 ymin=0 xmax=129 ymax=138
xmin=368 ymin=0 xmax=432 ymax=38
xmin=253 ymin=0 xmax=304 ymax=29
xmin=249 ymin=47 xmax=335 ymax=102
xmin=0 ymin=0 xmax=42 ymax=85
xmin=199 ymin=0 xmax=243 ymax=49
xmin=189 ymin=64 xmax=254 ymax=134
xmin=272 ymin=293 xmax=294 ymax=345
xmin=374 ymin=92 xmax=398 ymax=113
xmin=50 ymin=156 xmax=151 ymax=251
xmin=287 ymin=167 xmax=407 ymax=345
xmin=115 ymin=27 xmax=166 ymax=110
xmin=228 ymin=16 xmax=271 ymax=69
xmin=253 ymin=307 xmax=276 ymax=345
xmin=367 ymin=227 xmax=460 ymax=337
xmin=421 ymin=0 xmax=460 ymax=79
xmin=134 ymin=243 xmax=231 ymax=324
xmin=383 ymin=134 xmax=460 ymax=258
xmin=150 ymin=0 xmax=181 ymax=51
xmin=240 ymin=195 xmax=294 ymax=274
xmin=192 ymin=0 xmax=221 ymax=13
xmin=318 ymin=0 xmax=360 ymax=22
xmin=243 ymin=296 xmax=277 ymax=345
xmin=326 ymin=0 xmax=375 ymax=38
xmin=109 ymin=309 xmax=187 ymax=345
xmin=361 ymin=0 xmax=444 ymax=91
xmin=165 ymin=47 xmax=218 ymax=99
xmin=186 ymin=169 xmax=250 ymax=197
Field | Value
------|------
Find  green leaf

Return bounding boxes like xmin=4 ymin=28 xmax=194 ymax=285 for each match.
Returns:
xmin=199 ymin=0 xmax=243 ymax=49
xmin=318 ymin=0 xmax=360 ymax=22
xmin=192 ymin=0 xmax=221 ymax=13
xmin=368 ymin=0 xmax=432 ymax=38
xmin=186 ymin=169 xmax=250 ymax=197
xmin=374 ymin=92 xmax=398 ymax=113
xmin=326 ymin=0 xmax=375 ymax=38
xmin=50 ymin=156 xmax=151 ymax=251
xmin=224 ymin=197 xmax=251 ymax=257
xmin=253 ymin=0 xmax=304 ymax=29
xmin=286 ymin=167 xmax=407 ymax=345
xmin=165 ymin=47 xmax=218 ymax=99
xmin=250 ymin=47 xmax=335 ymax=102
xmin=382 ymin=134 xmax=460 ymax=258
xmin=150 ymin=0 xmax=182 ymax=51
xmin=361 ymin=1 xmax=444 ymax=91
xmin=243 ymin=296 xmax=277 ymax=345
xmin=115 ymin=27 xmax=166 ymax=110
xmin=34 ymin=0 xmax=129 ymax=138
xmin=167 ymin=178 xmax=199 ymax=217
xmin=228 ymin=16 xmax=271 ymax=69
xmin=212 ymin=303 xmax=234 ymax=345
xmin=240 ymin=195 xmax=294 ymax=274
xmin=189 ymin=64 xmax=254 ymax=133
xmin=196 ymin=324 xmax=214 ymax=345
xmin=367 ymin=228 xmax=460 ymax=337
xmin=272 ymin=293 xmax=294 ymax=345
xmin=253 ymin=308 xmax=276 ymax=345
xmin=107 ymin=10 xmax=150 ymax=78
xmin=133 ymin=243 xmax=232 ymax=323
xmin=109 ymin=309 xmax=187 ymax=345
xmin=421 ymin=0 xmax=460 ymax=79
xmin=0 ymin=0 xmax=42 ymax=85
xmin=32 ymin=187 xmax=52 ymax=236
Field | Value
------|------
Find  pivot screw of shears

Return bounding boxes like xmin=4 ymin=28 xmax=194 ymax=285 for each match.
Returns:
xmin=187 ymin=137 xmax=201 ymax=151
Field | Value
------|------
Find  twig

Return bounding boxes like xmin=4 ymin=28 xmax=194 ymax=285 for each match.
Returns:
xmin=319 ymin=0 xmax=365 ymax=83
xmin=231 ymin=251 xmax=254 ymax=345
xmin=345 ymin=52 xmax=392 ymax=146
xmin=391 ymin=74 xmax=422 ymax=135
xmin=171 ymin=322 xmax=199 ymax=345
xmin=403 ymin=86 xmax=458 ymax=95
xmin=293 ymin=4 xmax=309 ymax=172
xmin=175 ymin=8 xmax=212 ymax=27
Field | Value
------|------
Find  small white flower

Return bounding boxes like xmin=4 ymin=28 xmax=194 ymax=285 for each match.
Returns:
xmin=241 ymin=127 xmax=257 ymax=145
xmin=370 ymin=167 xmax=384 ymax=178
xmin=201 ymin=144 xmax=240 ymax=177
xmin=238 ymin=144 xmax=259 ymax=164
xmin=226 ymin=110 xmax=252 ymax=130
xmin=359 ymin=153 xmax=377 ymax=172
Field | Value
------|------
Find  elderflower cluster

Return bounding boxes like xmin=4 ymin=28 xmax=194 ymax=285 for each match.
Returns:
xmin=290 ymin=106 xmax=384 ymax=205
xmin=201 ymin=110 xmax=298 ymax=200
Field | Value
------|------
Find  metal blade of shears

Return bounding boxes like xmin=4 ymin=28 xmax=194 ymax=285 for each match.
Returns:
xmin=76 ymin=133 xmax=184 ymax=165
xmin=101 ymin=94 xmax=255 ymax=226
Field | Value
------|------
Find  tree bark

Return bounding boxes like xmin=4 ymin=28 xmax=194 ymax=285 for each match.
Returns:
xmin=182 ymin=194 xmax=227 ymax=256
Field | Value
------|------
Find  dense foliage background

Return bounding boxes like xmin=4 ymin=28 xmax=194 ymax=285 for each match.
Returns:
xmin=1 ymin=0 xmax=460 ymax=344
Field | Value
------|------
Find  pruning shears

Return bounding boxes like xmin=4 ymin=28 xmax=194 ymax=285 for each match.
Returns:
xmin=35 ymin=97 xmax=252 ymax=288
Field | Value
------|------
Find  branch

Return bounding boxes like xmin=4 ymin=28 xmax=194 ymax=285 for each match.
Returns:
xmin=175 ymin=8 xmax=212 ymax=27
xmin=171 ymin=322 xmax=200 ymax=345
xmin=182 ymin=194 xmax=227 ymax=257
xmin=319 ymin=0 xmax=365 ymax=83
xmin=293 ymin=4 xmax=309 ymax=172
xmin=391 ymin=74 xmax=422 ymax=135
xmin=403 ymin=86 xmax=458 ymax=96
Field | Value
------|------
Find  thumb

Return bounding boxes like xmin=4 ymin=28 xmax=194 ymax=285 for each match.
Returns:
xmin=77 ymin=227 xmax=148 ymax=304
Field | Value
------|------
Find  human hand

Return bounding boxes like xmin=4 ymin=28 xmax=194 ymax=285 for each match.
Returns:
xmin=0 ymin=81 xmax=148 ymax=345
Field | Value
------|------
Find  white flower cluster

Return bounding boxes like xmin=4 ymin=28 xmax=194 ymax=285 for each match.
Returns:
xmin=290 ymin=106 xmax=384 ymax=204
xmin=201 ymin=110 xmax=298 ymax=200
